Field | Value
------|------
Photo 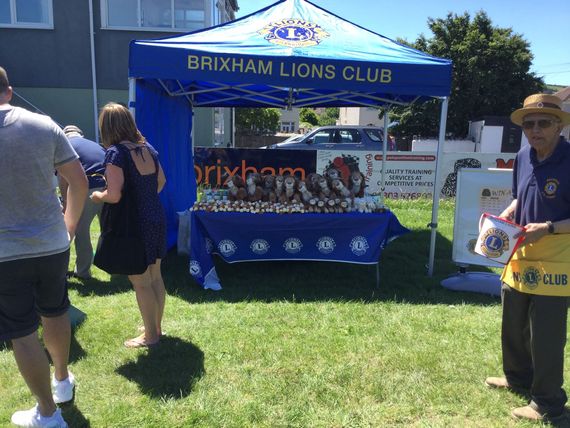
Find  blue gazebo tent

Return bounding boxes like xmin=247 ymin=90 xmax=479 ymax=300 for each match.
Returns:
xmin=128 ymin=0 xmax=452 ymax=275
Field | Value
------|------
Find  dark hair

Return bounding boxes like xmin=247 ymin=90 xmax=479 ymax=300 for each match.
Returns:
xmin=98 ymin=102 xmax=145 ymax=148
xmin=0 ymin=66 xmax=9 ymax=94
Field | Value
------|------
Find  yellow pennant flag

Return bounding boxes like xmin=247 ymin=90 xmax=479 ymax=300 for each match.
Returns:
xmin=502 ymin=234 xmax=570 ymax=296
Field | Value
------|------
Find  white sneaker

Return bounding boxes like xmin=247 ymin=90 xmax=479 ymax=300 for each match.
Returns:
xmin=11 ymin=405 xmax=68 ymax=428
xmin=52 ymin=372 xmax=75 ymax=404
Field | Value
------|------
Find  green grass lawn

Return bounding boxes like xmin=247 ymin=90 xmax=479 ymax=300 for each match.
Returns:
xmin=0 ymin=199 xmax=565 ymax=427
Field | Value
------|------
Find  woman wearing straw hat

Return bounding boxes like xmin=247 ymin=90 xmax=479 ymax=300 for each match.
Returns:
xmin=485 ymin=93 xmax=570 ymax=421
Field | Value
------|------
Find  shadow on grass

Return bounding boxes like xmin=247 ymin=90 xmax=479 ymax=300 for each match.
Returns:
xmin=66 ymin=274 xmax=132 ymax=297
xmin=115 ymin=336 xmax=204 ymax=399
xmin=164 ymin=230 xmax=501 ymax=306
xmin=61 ymin=404 xmax=90 ymax=428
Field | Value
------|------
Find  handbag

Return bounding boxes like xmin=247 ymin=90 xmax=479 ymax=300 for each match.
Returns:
xmin=94 ymin=146 xmax=147 ymax=275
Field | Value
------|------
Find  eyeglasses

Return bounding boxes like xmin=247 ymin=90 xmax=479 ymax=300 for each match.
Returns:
xmin=521 ymin=119 xmax=559 ymax=130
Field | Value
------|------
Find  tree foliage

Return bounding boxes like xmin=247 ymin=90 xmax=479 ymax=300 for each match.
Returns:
xmin=299 ymin=107 xmax=319 ymax=126
xmin=391 ymin=11 xmax=544 ymax=139
xmin=318 ymin=107 xmax=340 ymax=126
xmin=235 ymin=108 xmax=280 ymax=135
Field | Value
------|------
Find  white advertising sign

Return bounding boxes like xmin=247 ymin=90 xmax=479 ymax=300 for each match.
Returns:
xmin=452 ymin=168 xmax=514 ymax=267
xmin=316 ymin=150 xmax=516 ymax=199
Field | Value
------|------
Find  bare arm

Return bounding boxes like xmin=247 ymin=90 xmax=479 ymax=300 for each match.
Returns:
xmin=91 ymin=164 xmax=124 ymax=204
xmin=499 ymin=199 xmax=517 ymax=221
xmin=521 ymin=218 xmax=570 ymax=245
xmin=157 ymin=162 xmax=166 ymax=193
xmin=56 ymin=159 xmax=88 ymax=240
xmin=57 ymin=175 xmax=69 ymax=213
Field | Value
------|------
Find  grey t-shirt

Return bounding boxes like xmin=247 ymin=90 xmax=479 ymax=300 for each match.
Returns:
xmin=0 ymin=106 xmax=78 ymax=262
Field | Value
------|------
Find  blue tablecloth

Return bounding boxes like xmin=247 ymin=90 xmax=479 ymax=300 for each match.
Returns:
xmin=189 ymin=211 xmax=410 ymax=290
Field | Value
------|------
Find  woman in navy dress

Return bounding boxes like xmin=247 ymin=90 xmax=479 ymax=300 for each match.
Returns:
xmin=91 ymin=103 xmax=167 ymax=348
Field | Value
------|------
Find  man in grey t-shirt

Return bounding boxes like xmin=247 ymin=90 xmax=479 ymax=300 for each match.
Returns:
xmin=0 ymin=67 xmax=87 ymax=427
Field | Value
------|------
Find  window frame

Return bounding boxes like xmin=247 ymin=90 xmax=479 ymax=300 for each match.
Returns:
xmin=0 ymin=0 xmax=53 ymax=30
xmin=100 ymin=0 xmax=211 ymax=32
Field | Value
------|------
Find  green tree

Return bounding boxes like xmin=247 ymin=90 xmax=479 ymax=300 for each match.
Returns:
xmin=391 ymin=11 xmax=544 ymax=139
xmin=235 ymin=108 xmax=280 ymax=135
xmin=299 ymin=107 xmax=319 ymax=126
xmin=318 ymin=107 xmax=340 ymax=126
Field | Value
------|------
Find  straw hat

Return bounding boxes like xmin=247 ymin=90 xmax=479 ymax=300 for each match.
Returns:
xmin=511 ymin=93 xmax=570 ymax=126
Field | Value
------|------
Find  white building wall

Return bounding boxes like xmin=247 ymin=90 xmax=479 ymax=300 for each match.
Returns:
xmin=338 ymin=107 xmax=381 ymax=126
xmin=279 ymin=108 xmax=300 ymax=132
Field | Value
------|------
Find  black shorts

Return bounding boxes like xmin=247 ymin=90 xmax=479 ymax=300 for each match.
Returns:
xmin=0 ymin=250 xmax=70 ymax=341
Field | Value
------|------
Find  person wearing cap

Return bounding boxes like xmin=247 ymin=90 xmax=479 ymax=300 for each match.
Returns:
xmin=60 ymin=125 xmax=106 ymax=279
xmin=0 ymin=66 xmax=87 ymax=427
xmin=485 ymin=93 xmax=570 ymax=421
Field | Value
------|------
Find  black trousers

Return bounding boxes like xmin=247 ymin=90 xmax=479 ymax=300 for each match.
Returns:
xmin=501 ymin=283 xmax=568 ymax=416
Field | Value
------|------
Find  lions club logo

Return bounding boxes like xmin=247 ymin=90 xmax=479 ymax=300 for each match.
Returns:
xmin=316 ymin=237 xmax=336 ymax=254
xmin=250 ymin=239 xmax=270 ymax=255
xmin=479 ymin=228 xmax=509 ymax=259
xmin=218 ymin=239 xmax=237 ymax=257
xmin=522 ymin=266 xmax=541 ymax=290
xmin=283 ymin=238 xmax=303 ymax=254
xmin=258 ymin=19 xmax=329 ymax=47
xmin=350 ymin=236 xmax=369 ymax=256
xmin=544 ymin=179 xmax=559 ymax=198
xmin=189 ymin=260 xmax=202 ymax=277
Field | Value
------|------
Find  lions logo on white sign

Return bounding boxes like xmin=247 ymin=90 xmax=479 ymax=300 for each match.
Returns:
xmin=350 ymin=236 xmax=369 ymax=256
xmin=283 ymin=238 xmax=303 ymax=254
xmin=251 ymin=239 xmax=270 ymax=255
xmin=316 ymin=236 xmax=336 ymax=254
xmin=218 ymin=239 xmax=237 ymax=257
xmin=189 ymin=260 xmax=202 ymax=277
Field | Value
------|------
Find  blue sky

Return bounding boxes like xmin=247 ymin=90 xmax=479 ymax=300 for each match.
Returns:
xmin=236 ymin=0 xmax=570 ymax=87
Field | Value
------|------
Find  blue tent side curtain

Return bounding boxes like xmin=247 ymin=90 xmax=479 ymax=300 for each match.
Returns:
xmin=128 ymin=0 xmax=453 ymax=256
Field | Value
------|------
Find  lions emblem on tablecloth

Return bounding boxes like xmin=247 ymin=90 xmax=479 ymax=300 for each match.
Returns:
xmin=283 ymin=238 xmax=303 ymax=254
xmin=218 ymin=239 xmax=237 ymax=257
xmin=250 ymin=239 xmax=270 ymax=255
xmin=350 ymin=236 xmax=369 ymax=256
xmin=316 ymin=237 xmax=336 ymax=254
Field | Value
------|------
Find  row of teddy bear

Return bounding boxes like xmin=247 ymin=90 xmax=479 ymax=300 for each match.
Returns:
xmin=229 ymin=168 xmax=366 ymax=204
xmin=192 ymin=169 xmax=386 ymax=213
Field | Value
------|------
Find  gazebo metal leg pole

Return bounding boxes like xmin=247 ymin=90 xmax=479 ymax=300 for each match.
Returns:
xmin=427 ymin=97 xmax=449 ymax=277
xmin=128 ymin=78 xmax=136 ymax=117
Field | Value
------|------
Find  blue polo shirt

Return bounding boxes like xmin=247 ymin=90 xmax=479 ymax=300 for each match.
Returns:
xmin=68 ymin=135 xmax=106 ymax=189
xmin=513 ymin=137 xmax=570 ymax=226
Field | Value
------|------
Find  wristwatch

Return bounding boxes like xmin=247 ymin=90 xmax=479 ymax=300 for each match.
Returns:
xmin=546 ymin=221 xmax=555 ymax=234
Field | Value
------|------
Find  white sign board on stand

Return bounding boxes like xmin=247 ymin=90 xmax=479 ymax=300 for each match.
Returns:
xmin=442 ymin=168 xmax=514 ymax=296
xmin=452 ymin=168 xmax=514 ymax=267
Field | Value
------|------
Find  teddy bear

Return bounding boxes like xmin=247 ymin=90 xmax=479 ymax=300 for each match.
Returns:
xmin=283 ymin=175 xmax=301 ymax=203
xmin=261 ymin=174 xmax=277 ymax=203
xmin=274 ymin=175 xmax=286 ymax=203
xmin=305 ymin=172 xmax=322 ymax=193
xmin=331 ymin=178 xmax=351 ymax=199
xmin=297 ymin=179 xmax=313 ymax=204
xmin=246 ymin=172 xmax=263 ymax=202
xmin=226 ymin=175 xmax=247 ymax=202
xmin=317 ymin=175 xmax=333 ymax=199
xmin=348 ymin=171 xmax=366 ymax=198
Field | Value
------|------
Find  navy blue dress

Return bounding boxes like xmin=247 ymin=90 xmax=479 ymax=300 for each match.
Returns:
xmin=105 ymin=142 xmax=167 ymax=267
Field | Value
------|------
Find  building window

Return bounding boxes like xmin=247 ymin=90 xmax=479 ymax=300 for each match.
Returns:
xmin=102 ymin=0 xmax=209 ymax=31
xmin=280 ymin=121 xmax=296 ymax=133
xmin=0 ymin=0 xmax=53 ymax=29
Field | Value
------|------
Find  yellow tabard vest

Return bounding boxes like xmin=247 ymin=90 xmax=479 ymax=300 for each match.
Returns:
xmin=501 ymin=234 xmax=570 ymax=296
